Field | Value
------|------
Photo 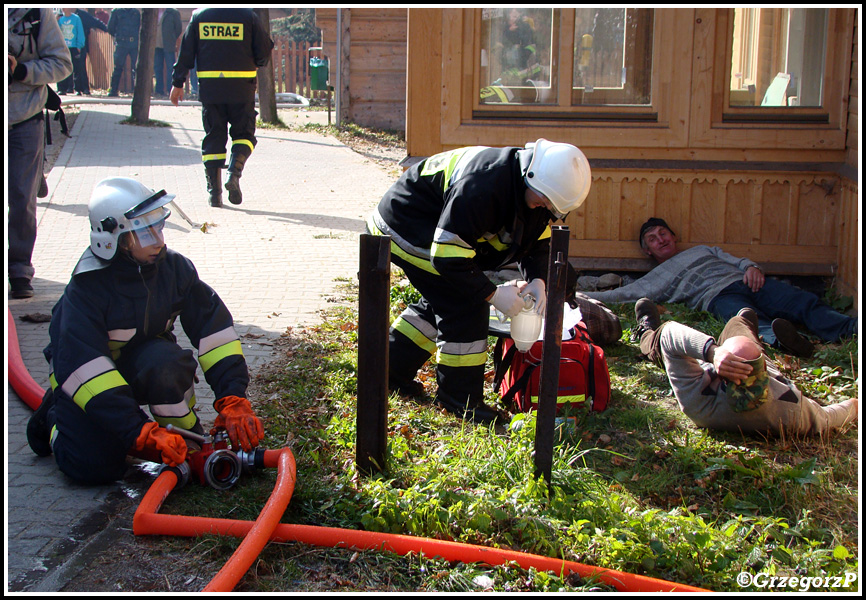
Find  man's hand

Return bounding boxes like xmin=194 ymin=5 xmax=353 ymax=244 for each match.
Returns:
xmin=489 ymin=284 xmax=524 ymax=318
xmin=211 ymin=395 xmax=264 ymax=452
xmin=169 ymin=86 xmax=183 ymax=106
xmin=707 ymin=344 xmax=753 ymax=385
xmin=743 ymin=266 xmax=765 ymax=292
xmin=134 ymin=422 xmax=188 ymax=467
xmin=519 ymin=279 xmax=546 ymax=315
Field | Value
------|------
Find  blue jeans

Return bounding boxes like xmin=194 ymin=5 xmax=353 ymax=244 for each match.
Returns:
xmin=153 ymin=47 xmax=175 ymax=95
xmin=708 ymin=279 xmax=856 ymax=344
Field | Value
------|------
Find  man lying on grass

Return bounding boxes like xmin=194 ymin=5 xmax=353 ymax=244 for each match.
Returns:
xmin=632 ymin=298 xmax=857 ymax=436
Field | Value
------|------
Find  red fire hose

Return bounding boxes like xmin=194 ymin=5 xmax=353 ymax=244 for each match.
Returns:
xmin=9 ymin=309 xmax=709 ymax=593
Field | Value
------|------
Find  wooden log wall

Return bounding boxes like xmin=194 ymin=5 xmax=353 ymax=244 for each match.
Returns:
xmin=567 ymin=171 xmax=843 ymax=277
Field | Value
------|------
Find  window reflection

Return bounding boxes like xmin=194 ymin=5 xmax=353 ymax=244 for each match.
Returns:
xmin=572 ymin=8 xmax=653 ymax=106
xmin=480 ymin=8 xmax=556 ymax=105
xmin=729 ymin=8 xmax=827 ymax=107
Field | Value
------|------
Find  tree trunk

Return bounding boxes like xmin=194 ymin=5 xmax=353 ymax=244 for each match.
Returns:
xmin=255 ymin=8 xmax=278 ymax=124
xmin=131 ymin=8 xmax=158 ymax=123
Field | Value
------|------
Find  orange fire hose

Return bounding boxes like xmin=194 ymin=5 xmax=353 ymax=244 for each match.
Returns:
xmin=10 ymin=309 xmax=709 ymax=593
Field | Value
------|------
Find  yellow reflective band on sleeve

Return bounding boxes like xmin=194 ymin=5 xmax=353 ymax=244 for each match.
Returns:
xmin=202 ymin=153 xmax=227 ymax=163
xmin=538 ymin=226 xmax=551 ymax=241
xmin=231 ymin=139 xmax=255 ymax=153
xmin=390 ymin=240 xmax=439 ymax=275
xmin=199 ymin=22 xmax=244 ymax=41
xmin=199 ymin=339 xmax=244 ymax=372
xmin=480 ymin=235 xmax=509 ymax=251
xmin=420 ymin=148 xmax=468 ymax=192
xmin=431 ymin=241 xmax=476 ymax=260
xmin=196 ymin=70 xmax=257 ymax=79
xmin=529 ymin=394 xmax=586 ymax=405
xmin=73 ymin=370 xmax=128 ymax=412
xmin=393 ymin=317 xmax=438 ymax=355
xmin=437 ymin=350 xmax=488 ymax=368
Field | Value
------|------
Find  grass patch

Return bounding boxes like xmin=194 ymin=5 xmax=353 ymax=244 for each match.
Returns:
xmin=158 ymin=276 xmax=858 ymax=592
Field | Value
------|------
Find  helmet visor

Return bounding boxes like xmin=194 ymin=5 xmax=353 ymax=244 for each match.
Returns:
xmin=128 ymin=206 xmax=170 ymax=248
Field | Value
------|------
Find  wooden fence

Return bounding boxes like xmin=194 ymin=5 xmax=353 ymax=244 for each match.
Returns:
xmin=84 ymin=31 xmax=329 ymax=100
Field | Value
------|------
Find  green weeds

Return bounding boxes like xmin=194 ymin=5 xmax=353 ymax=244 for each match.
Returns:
xmin=160 ymin=279 xmax=858 ymax=592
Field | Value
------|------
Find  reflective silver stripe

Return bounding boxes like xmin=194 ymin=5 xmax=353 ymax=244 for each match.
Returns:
xmin=149 ymin=384 xmax=195 ymax=418
xmin=433 ymin=227 xmax=471 ymax=249
xmin=61 ymin=356 xmax=116 ymax=399
xmin=370 ymin=210 xmax=433 ymax=263
xmin=108 ymin=328 xmax=136 ymax=343
xmin=400 ymin=308 xmax=439 ymax=342
xmin=438 ymin=339 xmax=488 ymax=357
xmin=199 ymin=326 xmax=240 ymax=355
xmin=447 ymin=146 xmax=487 ymax=188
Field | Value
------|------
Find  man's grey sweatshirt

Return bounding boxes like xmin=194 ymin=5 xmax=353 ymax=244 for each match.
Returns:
xmin=584 ymin=246 xmax=760 ymax=311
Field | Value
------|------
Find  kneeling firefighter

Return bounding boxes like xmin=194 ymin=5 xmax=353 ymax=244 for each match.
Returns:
xmin=27 ymin=177 xmax=264 ymax=483
xmin=367 ymin=139 xmax=592 ymax=424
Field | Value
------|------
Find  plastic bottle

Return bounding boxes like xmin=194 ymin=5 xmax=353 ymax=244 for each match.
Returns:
xmin=510 ymin=295 xmax=543 ymax=352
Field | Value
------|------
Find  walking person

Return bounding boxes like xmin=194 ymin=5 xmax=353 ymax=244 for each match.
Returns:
xmin=170 ymin=8 xmax=274 ymax=207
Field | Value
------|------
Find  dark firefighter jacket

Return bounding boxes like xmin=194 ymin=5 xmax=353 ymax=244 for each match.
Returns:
xmin=44 ymin=247 xmax=249 ymax=453
xmin=172 ymin=7 xmax=274 ymax=105
xmin=368 ymin=145 xmax=552 ymax=305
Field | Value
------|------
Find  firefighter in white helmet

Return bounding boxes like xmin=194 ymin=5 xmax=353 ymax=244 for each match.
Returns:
xmin=368 ymin=139 xmax=591 ymax=424
xmin=27 ymin=177 xmax=265 ymax=483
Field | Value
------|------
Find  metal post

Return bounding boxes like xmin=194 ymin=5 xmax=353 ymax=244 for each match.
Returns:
xmin=356 ymin=234 xmax=391 ymax=475
xmin=534 ymin=226 xmax=569 ymax=485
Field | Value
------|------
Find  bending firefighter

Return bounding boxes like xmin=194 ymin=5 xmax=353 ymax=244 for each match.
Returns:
xmin=170 ymin=8 xmax=274 ymax=207
xmin=368 ymin=139 xmax=592 ymax=424
xmin=27 ymin=177 xmax=265 ymax=484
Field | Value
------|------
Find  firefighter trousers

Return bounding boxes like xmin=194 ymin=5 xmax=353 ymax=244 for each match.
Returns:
xmin=388 ymin=255 xmax=490 ymax=409
xmin=50 ymin=338 xmax=200 ymax=484
xmin=200 ymin=102 xmax=257 ymax=168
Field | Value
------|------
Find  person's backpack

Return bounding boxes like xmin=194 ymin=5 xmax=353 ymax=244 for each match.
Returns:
xmin=492 ymin=321 xmax=611 ymax=414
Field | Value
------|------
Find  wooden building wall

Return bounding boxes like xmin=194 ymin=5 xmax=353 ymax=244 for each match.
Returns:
xmin=316 ymin=8 xmax=408 ymax=131
xmin=404 ymin=8 xmax=859 ymax=302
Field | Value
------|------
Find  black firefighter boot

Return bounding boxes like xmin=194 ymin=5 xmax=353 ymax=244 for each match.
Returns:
xmin=205 ymin=165 xmax=223 ymax=207
xmin=225 ymin=153 xmax=247 ymax=205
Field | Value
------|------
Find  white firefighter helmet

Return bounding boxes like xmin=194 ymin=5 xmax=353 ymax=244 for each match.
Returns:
xmin=88 ymin=177 xmax=174 ymax=260
xmin=524 ymin=139 xmax=591 ymax=218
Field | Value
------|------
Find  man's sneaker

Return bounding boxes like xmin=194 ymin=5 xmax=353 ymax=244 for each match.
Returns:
xmin=435 ymin=394 xmax=503 ymax=425
xmin=27 ymin=390 xmax=56 ymax=457
xmin=632 ymin=297 xmax=661 ymax=342
xmin=771 ymin=319 xmax=814 ymax=358
xmin=736 ymin=307 xmax=760 ymax=337
xmin=388 ymin=377 xmax=426 ymax=398
xmin=10 ymin=278 xmax=34 ymax=299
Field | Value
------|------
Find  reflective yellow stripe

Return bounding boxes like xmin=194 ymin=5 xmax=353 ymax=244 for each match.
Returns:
xmin=202 ymin=153 xmax=227 ymax=163
xmin=529 ymin=394 xmax=586 ymax=404
xmin=538 ymin=226 xmax=552 ymax=241
xmin=199 ymin=339 xmax=244 ymax=372
xmin=73 ymin=370 xmax=128 ymax=411
xmin=393 ymin=317 xmax=437 ymax=355
xmin=437 ymin=350 xmax=488 ymax=368
xmin=391 ymin=241 xmax=439 ymax=275
xmin=232 ymin=139 xmax=255 ymax=153
xmin=431 ymin=241 xmax=476 ymax=260
xmin=197 ymin=70 xmax=257 ymax=78
xmin=480 ymin=234 xmax=509 ymax=251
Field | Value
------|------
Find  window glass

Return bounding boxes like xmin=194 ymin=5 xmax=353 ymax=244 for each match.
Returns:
xmin=480 ymin=8 xmax=557 ymax=105
xmin=729 ymin=8 xmax=827 ymax=107
xmin=572 ymin=8 xmax=653 ymax=106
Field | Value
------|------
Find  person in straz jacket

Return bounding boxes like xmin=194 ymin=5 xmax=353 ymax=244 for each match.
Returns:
xmin=27 ymin=177 xmax=265 ymax=484
xmin=368 ymin=139 xmax=592 ymax=424
xmin=170 ymin=8 xmax=274 ymax=207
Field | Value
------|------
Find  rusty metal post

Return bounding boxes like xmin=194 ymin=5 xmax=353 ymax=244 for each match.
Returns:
xmin=534 ymin=226 xmax=569 ymax=485
xmin=356 ymin=234 xmax=391 ymax=475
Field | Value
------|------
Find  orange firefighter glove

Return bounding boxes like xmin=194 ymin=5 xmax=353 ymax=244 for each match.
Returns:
xmin=133 ymin=422 xmax=188 ymax=467
xmin=211 ymin=395 xmax=264 ymax=452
